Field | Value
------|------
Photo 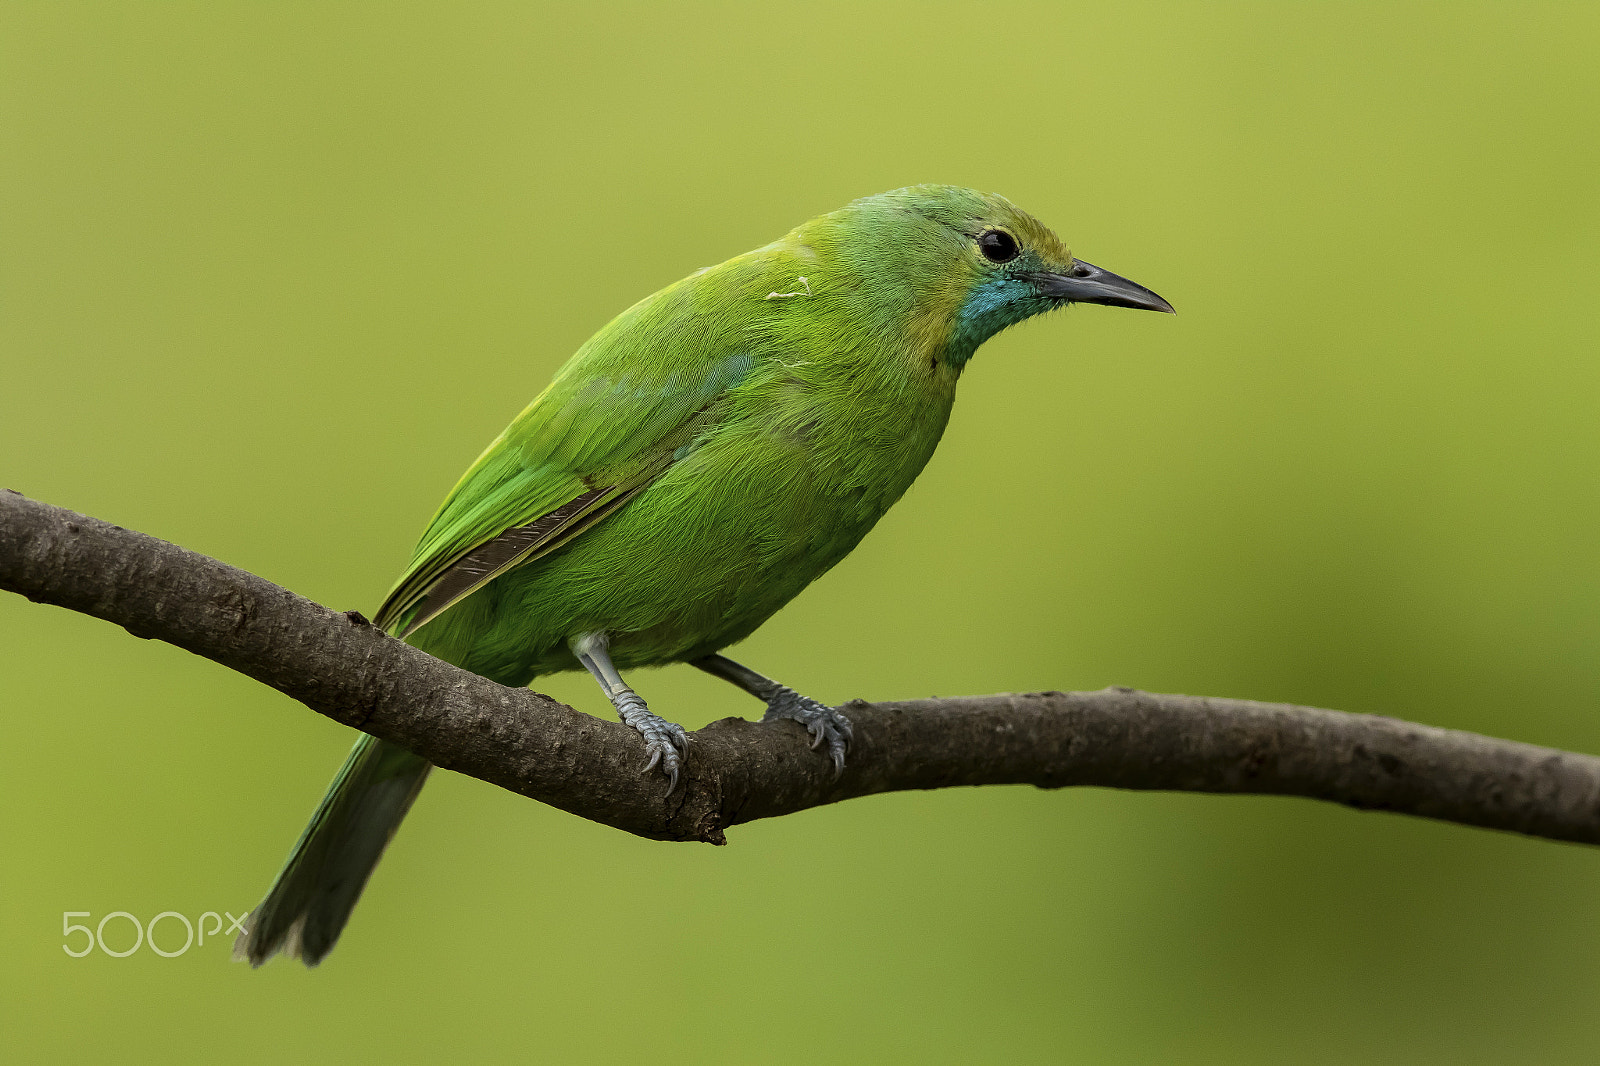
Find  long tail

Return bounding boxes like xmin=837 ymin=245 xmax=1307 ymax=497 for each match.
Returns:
xmin=234 ymin=734 xmax=432 ymax=966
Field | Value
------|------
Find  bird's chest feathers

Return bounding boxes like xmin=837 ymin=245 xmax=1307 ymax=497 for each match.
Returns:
xmin=731 ymin=342 xmax=957 ymax=520
xmin=693 ymin=244 xmax=962 ymax=524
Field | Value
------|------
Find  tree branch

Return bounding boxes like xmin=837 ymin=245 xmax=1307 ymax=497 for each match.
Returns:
xmin=4 ymin=488 xmax=1599 ymax=847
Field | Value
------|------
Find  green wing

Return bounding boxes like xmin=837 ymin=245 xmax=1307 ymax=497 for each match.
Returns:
xmin=374 ymin=331 xmax=754 ymax=639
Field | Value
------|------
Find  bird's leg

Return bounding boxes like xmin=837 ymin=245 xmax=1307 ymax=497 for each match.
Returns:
xmin=691 ymin=654 xmax=852 ymax=776
xmin=571 ymin=632 xmax=688 ymax=791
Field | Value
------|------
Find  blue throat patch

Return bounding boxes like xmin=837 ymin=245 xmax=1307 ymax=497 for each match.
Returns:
xmin=949 ymin=275 xmax=1054 ymax=366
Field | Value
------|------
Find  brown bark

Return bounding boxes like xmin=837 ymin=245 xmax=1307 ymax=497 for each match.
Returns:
xmin=4 ymin=488 xmax=1598 ymax=846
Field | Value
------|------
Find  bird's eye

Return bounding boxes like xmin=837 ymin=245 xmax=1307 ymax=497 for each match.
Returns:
xmin=976 ymin=229 xmax=1020 ymax=264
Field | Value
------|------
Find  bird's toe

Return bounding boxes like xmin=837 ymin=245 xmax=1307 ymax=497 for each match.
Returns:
xmin=765 ymin=693 xmax=853 ymax=775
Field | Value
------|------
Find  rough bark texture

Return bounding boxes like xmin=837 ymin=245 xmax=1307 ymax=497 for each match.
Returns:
xmin=5 ymin=488 xmax=1599 ymax=846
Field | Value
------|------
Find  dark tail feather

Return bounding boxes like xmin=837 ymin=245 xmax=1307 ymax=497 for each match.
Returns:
xmin=234 ymin=734 xmax=432 ymax=966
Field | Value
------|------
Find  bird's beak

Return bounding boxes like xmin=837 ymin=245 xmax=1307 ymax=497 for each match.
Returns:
xmin=1025 ymin=261 xmax=1175 ymax=314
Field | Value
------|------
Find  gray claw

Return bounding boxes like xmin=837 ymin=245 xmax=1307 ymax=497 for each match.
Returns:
xmin=615 ymin=691 xmax=688 ymax=792
xmin=763 ymin=689 xmax=852 ymax=775
xmin=638 ymin=736 xmax=683 ymax=791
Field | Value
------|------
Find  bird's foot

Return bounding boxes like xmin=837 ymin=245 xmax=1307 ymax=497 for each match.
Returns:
xmin=612 ymin=688 xmax=689 ymax=791
xmin=762 ymin=689 xmax=853 ymax=776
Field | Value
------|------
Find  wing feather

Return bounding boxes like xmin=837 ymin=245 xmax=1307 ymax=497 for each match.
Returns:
xmin=371 ymin=309 xmax=755 ymax=639
xmin=382 ymin=482 xmax=639 ymax=638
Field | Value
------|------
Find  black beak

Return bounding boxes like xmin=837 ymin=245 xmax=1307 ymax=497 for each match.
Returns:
xmin=1025 ymin=261 xmax=1175 ymax=314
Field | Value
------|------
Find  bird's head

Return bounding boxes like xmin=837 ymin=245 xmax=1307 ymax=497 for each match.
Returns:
xmin=812 ymin=185 xmax=1173 ymax=366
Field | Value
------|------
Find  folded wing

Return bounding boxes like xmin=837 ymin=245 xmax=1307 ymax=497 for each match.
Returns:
xmin=374 ymin=345 xmax=754 ymax=638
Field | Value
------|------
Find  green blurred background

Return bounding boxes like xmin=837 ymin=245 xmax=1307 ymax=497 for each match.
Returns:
xmin=3 ymin=2 xmax=1598 ymax=1062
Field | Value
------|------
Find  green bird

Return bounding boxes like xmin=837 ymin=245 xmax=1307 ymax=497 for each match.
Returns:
xmin=235 ymin=184 xmax=1172 ymax=966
